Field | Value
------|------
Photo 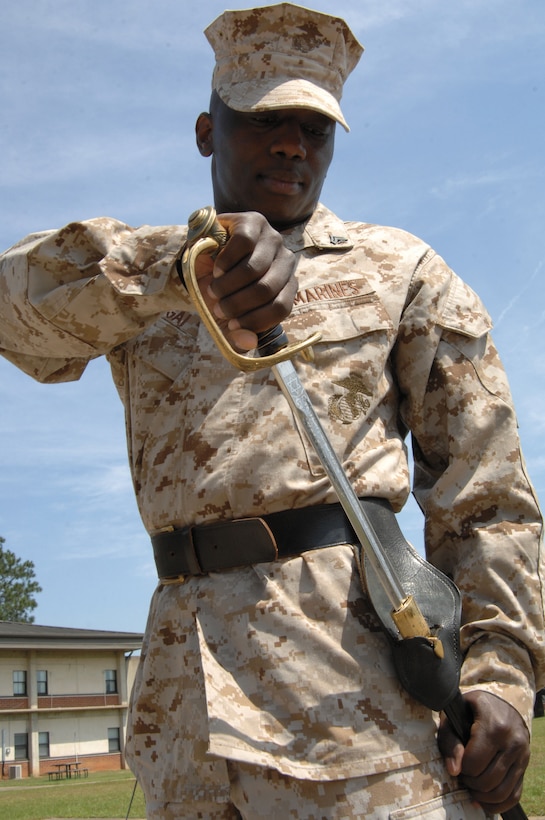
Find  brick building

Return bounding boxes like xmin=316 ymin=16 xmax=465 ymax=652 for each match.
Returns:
xmin=0 ymin=621 xmax=142 ymax=778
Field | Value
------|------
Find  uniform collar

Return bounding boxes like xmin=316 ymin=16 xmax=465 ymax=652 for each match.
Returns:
xmin=281 ymin=202 xmax=353 ymax=252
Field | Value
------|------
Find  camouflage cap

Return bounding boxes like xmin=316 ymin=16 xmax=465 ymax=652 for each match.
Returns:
xmin=205 ymin=3 xmax=363 ymax=132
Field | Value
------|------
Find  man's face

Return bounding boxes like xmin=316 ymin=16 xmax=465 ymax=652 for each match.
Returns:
xmin=197 ymin=95 xmax=336 ymax=231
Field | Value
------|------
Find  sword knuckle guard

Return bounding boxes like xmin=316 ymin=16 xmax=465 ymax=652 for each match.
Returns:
xmin=183 ymin=206 xmax=321 ymax=371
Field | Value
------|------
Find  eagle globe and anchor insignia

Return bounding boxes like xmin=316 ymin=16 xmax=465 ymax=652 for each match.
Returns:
xmin=328 ymin=373 xmax=371 ymax=424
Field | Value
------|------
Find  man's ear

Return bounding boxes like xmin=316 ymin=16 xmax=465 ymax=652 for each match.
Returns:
xmin=196 ymin=112 xmax=213 ymax=157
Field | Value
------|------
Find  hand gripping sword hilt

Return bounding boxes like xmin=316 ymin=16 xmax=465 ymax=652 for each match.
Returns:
xmin=181 ymin=207 xmax=321 ymax=371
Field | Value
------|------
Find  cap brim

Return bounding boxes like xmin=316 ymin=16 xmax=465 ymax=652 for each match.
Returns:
xmin=216 ymin=77 xmax=350 ymax=132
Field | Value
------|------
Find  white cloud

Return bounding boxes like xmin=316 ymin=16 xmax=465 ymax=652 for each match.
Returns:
xmin=430 ymin=165 xmax=534 ymax=198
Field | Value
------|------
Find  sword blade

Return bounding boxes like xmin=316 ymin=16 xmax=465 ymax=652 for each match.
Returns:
xmin=272 ymin=358 xmax=407 ymax=610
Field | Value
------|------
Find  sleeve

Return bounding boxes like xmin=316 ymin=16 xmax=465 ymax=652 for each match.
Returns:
xmin=0 ymin=217 xmax=190 ymax=383
xmin=394 ymin=249 xmax=545 ymax=730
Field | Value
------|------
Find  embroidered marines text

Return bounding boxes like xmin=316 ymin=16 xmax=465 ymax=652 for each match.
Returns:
xmin=294 ymin=279 xmax=365 ymax=305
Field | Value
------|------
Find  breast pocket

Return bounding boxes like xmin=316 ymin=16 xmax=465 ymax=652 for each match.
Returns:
xmin=126 ymin=312 xmax=200 ymax=384
xmin=121 ymin=313 xmax=201 ymax=461
xmin=282 ymin=290 xmax=396 ymax=477
xmin=286 ymin=287 xmax=393 ymax=346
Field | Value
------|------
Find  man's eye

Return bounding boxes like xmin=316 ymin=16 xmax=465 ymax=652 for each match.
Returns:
xmin=305 ymin=122 xmax=334 ymax=140
xmin=251 ymin=114 xmax=277 ymax=126
xmin=304 ymin=124 xmax=327 ymax=138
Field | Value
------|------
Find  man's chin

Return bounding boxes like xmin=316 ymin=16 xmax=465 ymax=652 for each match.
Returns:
xmin=256 ymin=202 xmax=313 ymax=231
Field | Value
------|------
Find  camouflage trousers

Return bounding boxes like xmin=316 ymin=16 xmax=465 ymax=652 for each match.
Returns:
xmin=142 ymin=755 xmax=492 ymax=819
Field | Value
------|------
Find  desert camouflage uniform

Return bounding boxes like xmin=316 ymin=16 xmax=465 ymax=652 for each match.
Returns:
xmin=1 ymin=203 xmax=543 ymax=818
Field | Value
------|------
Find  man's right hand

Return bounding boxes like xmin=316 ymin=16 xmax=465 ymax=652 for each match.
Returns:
xmin=193 ymin=211 xmax=298 ymax=351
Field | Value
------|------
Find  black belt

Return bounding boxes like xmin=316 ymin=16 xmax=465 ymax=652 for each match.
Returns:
xmin=152 ymin=498 xmax=391 ymax=580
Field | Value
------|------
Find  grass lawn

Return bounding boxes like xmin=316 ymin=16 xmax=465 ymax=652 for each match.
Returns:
xmin=0 ymin=721 xmax=543 ymax=819
xmin=522 ymin=716 xmax=545 ymax=816
xmin=0 ymin=770 xmax=146 ymax=819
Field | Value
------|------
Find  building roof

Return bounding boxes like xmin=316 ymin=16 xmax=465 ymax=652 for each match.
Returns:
xmin=0 ymin=621 xmax=143 ymax=651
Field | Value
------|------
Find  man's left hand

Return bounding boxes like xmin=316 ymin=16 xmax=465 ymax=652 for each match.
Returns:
xmin=437 ymin=689 xmax=530 ymax=814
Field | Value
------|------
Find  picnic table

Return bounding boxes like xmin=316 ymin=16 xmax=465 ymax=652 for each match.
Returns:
xmin=47 ymin=761 xmax=88 ymax=780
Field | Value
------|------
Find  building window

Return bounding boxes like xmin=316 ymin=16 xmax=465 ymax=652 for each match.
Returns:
xmin=37 ymin=670 xmax=48 ymax=695
xmin=14 ymin=733 xmax=28 ymax=760
xmin=13 ymin=670 xmax=27 ymax=696
xmin=108 ymin=727 xmax=121 ymax=753
xmin=104 ymin=669 xmax=117 ymax=694
xmin=39 ymin=731 xmax=50 ymax=759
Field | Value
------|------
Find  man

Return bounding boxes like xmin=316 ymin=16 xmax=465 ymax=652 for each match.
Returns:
xmin=0 ymin=4 xmax=543 ymax=818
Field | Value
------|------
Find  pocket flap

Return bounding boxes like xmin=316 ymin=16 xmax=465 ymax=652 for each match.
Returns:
xmin=286 ymin=284 xmax=394 ymax=345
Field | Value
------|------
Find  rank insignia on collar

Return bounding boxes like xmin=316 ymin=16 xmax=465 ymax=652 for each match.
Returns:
xmin=329 ymin=235 xmax=349 ymax=245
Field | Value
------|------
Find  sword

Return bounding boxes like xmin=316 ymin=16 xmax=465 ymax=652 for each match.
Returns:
xmin=182 ymin=206 xmax=527 ymax=820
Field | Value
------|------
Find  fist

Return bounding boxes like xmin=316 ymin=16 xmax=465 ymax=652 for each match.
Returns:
xmin=194 ymin=211 xmax=298 ymax=351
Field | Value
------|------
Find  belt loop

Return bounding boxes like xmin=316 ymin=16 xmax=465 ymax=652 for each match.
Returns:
xmin=185 ymin=526 xmax=204 ymax=575
xmin=260 ymin=519 xmax=279 ymax=559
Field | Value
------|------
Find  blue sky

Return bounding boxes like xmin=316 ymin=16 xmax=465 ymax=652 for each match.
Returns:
xmin=0 ymin=0 xmax=543 ymax=634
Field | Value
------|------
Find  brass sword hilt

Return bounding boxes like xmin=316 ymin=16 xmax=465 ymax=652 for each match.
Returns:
xmin=181 ymin=206 xmax=322 ymax=371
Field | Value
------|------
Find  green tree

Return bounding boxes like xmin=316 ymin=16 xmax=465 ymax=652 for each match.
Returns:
xmin=0 ymin=536 xmax=42 ymax=622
